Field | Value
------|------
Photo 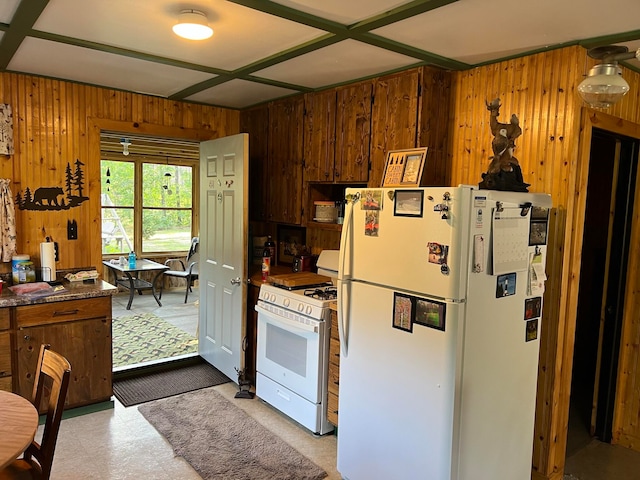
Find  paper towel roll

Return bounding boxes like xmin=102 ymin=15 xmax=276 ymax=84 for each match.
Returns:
xmin=40 ymin=242 xmax=56 ymax=282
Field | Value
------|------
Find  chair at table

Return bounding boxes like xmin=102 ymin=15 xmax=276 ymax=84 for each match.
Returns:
xmin=0 ymin=344 xmax=71 ymax=480
xmin=160 ymin=236 xmax=199 ymax=303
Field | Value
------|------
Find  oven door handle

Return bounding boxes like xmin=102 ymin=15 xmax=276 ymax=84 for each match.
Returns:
xmin=255 ymin=304 xmax=319 ymax=334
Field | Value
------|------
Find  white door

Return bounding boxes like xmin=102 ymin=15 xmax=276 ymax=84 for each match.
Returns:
xmin=198 ymin=134 xmax=248 ymax=382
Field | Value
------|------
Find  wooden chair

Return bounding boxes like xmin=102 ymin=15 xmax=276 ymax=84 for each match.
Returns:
xmin=0 ymin=344 xmax=71 ymax=480
xmin=159 ymin=236 xmax=199 ymax=303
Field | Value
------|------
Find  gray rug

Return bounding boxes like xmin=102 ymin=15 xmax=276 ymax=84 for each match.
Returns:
xmin=139 ymin=387 xmax=327 ymax=480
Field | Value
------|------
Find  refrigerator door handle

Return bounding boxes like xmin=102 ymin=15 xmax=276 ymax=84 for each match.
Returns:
xmin=337 ymin=195 xmax=354 ymax=358
xmin=337 ymin=278 xmax=349 ymax=358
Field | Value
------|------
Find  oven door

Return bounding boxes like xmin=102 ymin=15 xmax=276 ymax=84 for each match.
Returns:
xmin=256 ymin=303 xmax=324 ymax=403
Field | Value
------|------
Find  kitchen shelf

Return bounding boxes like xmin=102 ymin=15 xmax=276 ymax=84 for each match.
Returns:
xmin=307 ymin=221 xmax=343 ymax=231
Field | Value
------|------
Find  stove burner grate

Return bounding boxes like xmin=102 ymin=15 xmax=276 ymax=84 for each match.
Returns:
xmin=304 ymin=287 xmax=338 ymax=301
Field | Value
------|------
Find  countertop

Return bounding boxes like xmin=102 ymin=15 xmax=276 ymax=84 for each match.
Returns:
xmin=0 ymin=280 xmax=118 ymax=307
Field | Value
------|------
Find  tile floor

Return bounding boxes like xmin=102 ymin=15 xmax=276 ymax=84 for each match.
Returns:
xmin=62 ymin=285 xmax=640 ymax=479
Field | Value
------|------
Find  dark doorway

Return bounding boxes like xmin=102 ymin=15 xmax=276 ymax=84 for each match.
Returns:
xmin=568 ymin=128 xmax=639 ymax=453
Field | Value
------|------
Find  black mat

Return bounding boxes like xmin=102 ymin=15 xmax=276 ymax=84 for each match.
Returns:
xmin=113 ymin=361 xmax=232 ymax=407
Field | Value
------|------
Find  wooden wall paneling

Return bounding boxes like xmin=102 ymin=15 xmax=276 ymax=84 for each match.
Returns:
xmin=336 ymin=81 xmax=372 ymax=183
xmin=419 ymin=66 xmax=452 ymax=186
xmin=2 ymin=72 xmax=239 ymax=275
xmin=306 ymin=227 xmax=341 ymax=255
xmin=369 ymin=69 xmax=419 ymax=188
xmin=303 ymin=90 xmax=337 ymax=183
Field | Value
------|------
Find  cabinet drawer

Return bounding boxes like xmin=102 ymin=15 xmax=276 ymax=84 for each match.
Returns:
xmin=0 ymin=375 xmax=11 ymax=392
xmin=327 ymin=392 xmax=339 ymax=426
xmin=328 ymin=362 xmax=340 ymax=396
xmin=16 ymin=297 xmax=111 ymax=327
xmin=0 ymin=308 xmax=9 ymax=330
xmin=0 ymin=331 xmax=11 ymax=377
xmin=329 ymin=337 xmax=340 ymax=367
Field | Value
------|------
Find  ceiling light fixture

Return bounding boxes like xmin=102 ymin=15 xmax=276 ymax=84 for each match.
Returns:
xmin=578 ymin=45 xmax=640 ymax=108
xmin=172 ymin=9 xmax=213 ymax=40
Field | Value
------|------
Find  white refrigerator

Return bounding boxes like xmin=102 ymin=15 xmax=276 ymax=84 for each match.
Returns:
xmin=336 ymin=186 xmax=552 ymax=480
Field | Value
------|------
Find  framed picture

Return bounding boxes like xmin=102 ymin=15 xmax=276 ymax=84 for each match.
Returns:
xmin=415 ymin=297 xmax=446 ymax=331
xmin=381 ymin=147 xmax=428 ymax=187
xmin=277 ymin=225 xmax=305 ymax=265
xmin=392 ymin=292 xmax=413 ymax=332
xmin=529 ymin=221 xmax=548 ymax=246
xmin=526 ymin=318 xmax=539 ymax=342
xmin=394 ymin=189 xmax=424 ymax=217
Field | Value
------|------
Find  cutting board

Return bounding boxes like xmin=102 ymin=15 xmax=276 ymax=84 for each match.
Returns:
xmin=268 ymin=272 xmax=332 ymax=288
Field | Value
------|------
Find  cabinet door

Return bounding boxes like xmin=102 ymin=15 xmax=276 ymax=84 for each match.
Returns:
xmin=268 ymin=97 xmax=304 ymax=224
xmin=16 ymin=317 xmax=112 ymax=411
xmin=241 ymin=105 xmax=270 ymax=222
xmin=336 ymin=82 xmax=372 ymax=183
xmin=304 ymin=90 xmax=337 ymax=182
xmin=370 ymin=69 xmax=420 ymax=188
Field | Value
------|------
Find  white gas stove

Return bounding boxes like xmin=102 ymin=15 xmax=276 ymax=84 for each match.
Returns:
xmin=255 ymin=281 xmax=336 ymax=435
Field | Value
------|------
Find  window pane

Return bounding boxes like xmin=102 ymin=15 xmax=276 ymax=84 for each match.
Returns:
xmin=101 ymin=161 xmax=134 ymax=206
xmin=142 ymin=209 xmax=192 ymax=252
xmin=143 ymin=163 xmax=193 ymax=208
xmin=101 ymin=208 xmax=133 ymax=254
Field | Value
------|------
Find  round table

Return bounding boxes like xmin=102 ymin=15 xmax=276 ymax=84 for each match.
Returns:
xmin=0 ymin=390 xmax=39 ymax=470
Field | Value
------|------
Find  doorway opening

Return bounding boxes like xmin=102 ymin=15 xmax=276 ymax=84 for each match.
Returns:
xmin=100 ymin=132 xmax=201 ymax=372
xmin=567 ymin=128 xmax=639 ymax=455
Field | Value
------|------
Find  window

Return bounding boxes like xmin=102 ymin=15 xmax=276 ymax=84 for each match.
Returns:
xmin=101 ymin=159 xmax=197 ymax=255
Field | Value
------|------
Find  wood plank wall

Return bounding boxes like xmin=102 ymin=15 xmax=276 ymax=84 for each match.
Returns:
xmin=0 ymin=72 xmax=239 ymax=276
xmin=449 ymin=44 xmax=640 ymax=479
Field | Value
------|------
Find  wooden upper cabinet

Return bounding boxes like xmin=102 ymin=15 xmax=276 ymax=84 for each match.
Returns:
xmin=240 ymin=105 xmax=269 ymax=222
xmin=369 ymin=69 xmax=420 ymax=188
xmin=335 ymin=82 xmax=372 ymax=183
xmin=304 ymin=90 xmax=337 ymax=182
xmin=268 ymin=96 xmax=304 ymax=224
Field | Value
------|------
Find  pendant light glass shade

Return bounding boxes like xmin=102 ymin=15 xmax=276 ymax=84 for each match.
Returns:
xmin=578 ymin=63 xmax=630 ymax=109
xmin=173 ymin=10 xmax=213 ymax=40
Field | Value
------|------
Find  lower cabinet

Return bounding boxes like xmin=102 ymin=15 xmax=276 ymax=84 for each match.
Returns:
xmin=245 ymin=282 xmax=260 ymax=385
xmin=0 ymin=312 xmax=11 ymax=392
xmin=327 ymin=308 xmax=340 ymax=426
xmin=13 ymin=296 xmax=113 ymax=412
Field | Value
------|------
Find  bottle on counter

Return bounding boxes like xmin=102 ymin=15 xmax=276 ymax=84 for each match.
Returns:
xmin=128 ymin=251 xmax=136 ymax=269
xmin=265 ymin=236 xmax=276 ymax=266
xmin=261 ymin=246 xmax=271 ymax=282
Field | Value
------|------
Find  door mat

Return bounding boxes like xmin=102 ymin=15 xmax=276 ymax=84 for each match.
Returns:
xmin=139 ymin=387 xmax=327 ymax=480
xmin=112 ymin=312 xmax=198 ymax=368
xmin=113 ymin=361 xmax=231 ymax=407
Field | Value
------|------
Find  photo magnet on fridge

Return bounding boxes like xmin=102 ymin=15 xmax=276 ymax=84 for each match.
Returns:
xmin=392 ymin=292 xmax=413 ymax=332
xmin=427 ymin=242 xmax=449 ymax=265
xmin=524 ymin=296 xmax=542 ymax=320
xmin=525 ymin=318 xmax=539 ymax=342
xmin=414 ymin=297 xmax=446 ymax=332
xmin=364 ymin=211 xmax=379 ymax=237
xmin=496 ymin=272 xmax=516 ymax=298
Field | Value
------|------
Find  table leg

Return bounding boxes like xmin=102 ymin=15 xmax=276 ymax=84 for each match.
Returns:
xmin=151 ymin=271 xmax=164 ymax=307
xmin=124 ymin=272 xmax=135 ymax=310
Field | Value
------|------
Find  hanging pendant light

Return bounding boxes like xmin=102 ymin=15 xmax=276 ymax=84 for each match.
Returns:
xmin=578 ymin=45 xmax=640 ymax=108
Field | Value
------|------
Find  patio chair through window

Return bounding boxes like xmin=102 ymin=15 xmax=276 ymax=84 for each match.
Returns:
xmin=159 ymin=237 xmax=199 ymax=303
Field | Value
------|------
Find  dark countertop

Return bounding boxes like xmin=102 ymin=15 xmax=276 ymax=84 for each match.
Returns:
xmin=0 ymin=280 xmax=118 ymax=308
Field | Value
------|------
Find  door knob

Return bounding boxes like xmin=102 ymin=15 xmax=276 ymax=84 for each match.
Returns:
xmin=230 ymin=277 xmax=241 ymax=286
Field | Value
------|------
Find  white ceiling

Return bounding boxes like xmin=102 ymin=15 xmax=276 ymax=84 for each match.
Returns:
xmin=1 ymin=0 xmax=639 ymax=109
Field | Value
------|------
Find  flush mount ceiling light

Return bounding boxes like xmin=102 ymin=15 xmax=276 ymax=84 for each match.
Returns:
xmin=578 ymin=45 xmax=640 ymax=109
xmin=172 ymin=9 xmax=213 ymax=40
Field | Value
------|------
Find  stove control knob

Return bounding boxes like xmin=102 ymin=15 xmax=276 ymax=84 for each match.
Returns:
xmin=297 ymin=303 xmax=304 ymax=312
xmin=283 ymin=298 xmax=290 ymax=307
xmin=305 ymin=305 xmax=313 ymax=315
xmin=270 ymin=294 xmax=277 ymax=303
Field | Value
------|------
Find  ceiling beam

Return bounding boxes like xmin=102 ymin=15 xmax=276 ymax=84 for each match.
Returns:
xmin=0 ymin=0 xmax=49 ymax=69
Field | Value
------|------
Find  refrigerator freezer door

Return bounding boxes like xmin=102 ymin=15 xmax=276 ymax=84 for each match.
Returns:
xmin=337 ymin=281 xmax=463 ymax=480
xmin=341 ymin=187 xmax=472 ymax=301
